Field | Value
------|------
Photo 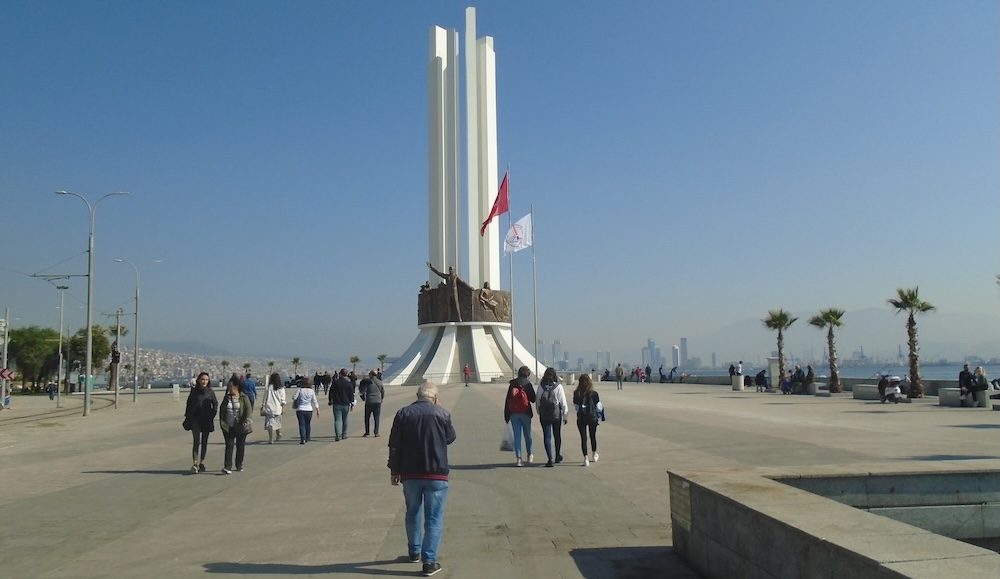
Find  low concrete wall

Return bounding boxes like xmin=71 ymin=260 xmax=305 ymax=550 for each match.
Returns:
xmin=669 ymin=466 xmax=1000 ymax=579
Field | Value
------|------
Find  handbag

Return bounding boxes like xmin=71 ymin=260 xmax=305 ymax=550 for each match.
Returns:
xmin=259 ymin=405 xmax=266 ymax=417
xmin=499 ymin=422 xmax=514 ymax=452
xmin=182 ymin=418 xmax=192 ymax=431
xmin=241 ymin=418 xmax=254 ymax=434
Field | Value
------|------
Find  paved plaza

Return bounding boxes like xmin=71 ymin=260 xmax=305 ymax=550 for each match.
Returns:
xmin=0 ymin=381 xmax=997 ymax=578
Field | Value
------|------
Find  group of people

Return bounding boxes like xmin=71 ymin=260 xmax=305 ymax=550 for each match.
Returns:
xmin=605 ymin=363 xmax=679 ymax=387
xmin=182 ymin=372 xmax=275 ymax=474
xmin=181 ymin=368 xmax=388 ymax=472
xmin=502 ymin=366 xmax=607 ymax=468
xmin=958 ymin=363 xmax=991 ymax=407
xmin=779 ymin=365 xmax=814 ymax=395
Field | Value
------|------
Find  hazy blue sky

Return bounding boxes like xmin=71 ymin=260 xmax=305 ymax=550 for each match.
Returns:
xmin=2 ymin=1 xmax=997 ymax=368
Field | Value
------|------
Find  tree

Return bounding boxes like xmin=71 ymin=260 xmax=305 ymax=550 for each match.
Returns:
xmin=808 ymin=308 xmax=845 ymax=393
xmin=242 ymin=362 xmax=251 ymax=374
xmin=377 ymin=354 xmax=387 ymax=371
xmin=8 ymin=326 xmax=60 ymax=389
xmin=67 ymin=326 xmax=112 ymax=377
xmin=221 ymin=360 xmax=230 ymax=379
xmin=267 ymin=361 xmax=275 ymax=376
xmin=107 ymin=323 xmax=128 ymax=338
xmin=350 ymin=355 xmax=361 ymax=375
xmin=888 ymin=287 xmax=935 ymax=398
xmin=291 ymin=357 xmax=301 ymax=376
xmin=762 ymin=309 xmax=798 ymax=389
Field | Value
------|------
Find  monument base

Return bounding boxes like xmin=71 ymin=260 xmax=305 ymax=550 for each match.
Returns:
xmin=385 ymin=322 xmax=540 ymax=386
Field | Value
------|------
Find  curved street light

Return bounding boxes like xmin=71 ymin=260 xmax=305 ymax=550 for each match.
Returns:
xmin=55 ymin=190 xmax=129 ymax=416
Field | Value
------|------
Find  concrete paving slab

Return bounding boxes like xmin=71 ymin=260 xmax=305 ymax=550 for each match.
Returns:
xmin=0 ymin=380 xmax=997 ymax=578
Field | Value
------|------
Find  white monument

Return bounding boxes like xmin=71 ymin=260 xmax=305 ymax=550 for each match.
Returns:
xmin=385 ymin=7 xmax=538 ymax=386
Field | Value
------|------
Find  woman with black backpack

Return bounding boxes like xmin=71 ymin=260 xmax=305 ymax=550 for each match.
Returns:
xmin=537 ymin=368 xmax=568 ymax=468
xmin=573 ymin=374 xmax=605 ymax=467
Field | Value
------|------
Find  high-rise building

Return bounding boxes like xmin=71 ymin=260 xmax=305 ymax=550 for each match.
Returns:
xmin=552 ymin=340 xmax=563 ymax=367
xmin=672 ymin=345 xmax=680 ymax=367
xmin=711 ymin=352 xmax=716 ymax=369
xmin=680 ymin=337 xmax=689 ymax=368
xmin=641 ymin=338 xmax=662 ymax=368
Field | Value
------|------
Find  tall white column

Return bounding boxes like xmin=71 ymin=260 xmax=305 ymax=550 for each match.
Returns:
xmin=429 ymin=26 xmax=460 ymax=278
xmin=477 ymin=36 xmax=500 ymax=287
xmin=464 ymin=7 xmax=481 ymax=284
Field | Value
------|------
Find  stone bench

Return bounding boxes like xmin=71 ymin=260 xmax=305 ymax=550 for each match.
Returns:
xmin=939 ymin=388 xmax=962 ymax=407
xmin=852 ymin=384 xmax=880 ymax=400
xmin=940 ymin=388 xmax=992 ymax=408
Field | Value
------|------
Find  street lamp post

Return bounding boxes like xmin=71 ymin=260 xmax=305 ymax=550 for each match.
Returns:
xmin=114 ymin=258 xmax=142 ymax=403
xmin=56 ymin=190 xmax=129 ymax=416
xmin=56 ymin=285 xmax=69 ymax=409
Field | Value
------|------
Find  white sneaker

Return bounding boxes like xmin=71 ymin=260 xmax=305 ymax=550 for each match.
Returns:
xmin=593 ymin=452 xmax=599 ymax=462
xmin=516 ymin=458 xmax=523 ymax=467
xmin=583 ymin=457 xmax=590 ymax=467
xmin=527 ymin=454 xmax=534 ymax=464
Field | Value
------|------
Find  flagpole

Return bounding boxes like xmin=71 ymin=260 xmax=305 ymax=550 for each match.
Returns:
xmin=530 ymin=204 xmax=539 ymax=376
xmin=506 ymin=165 xmax=516 ymax=373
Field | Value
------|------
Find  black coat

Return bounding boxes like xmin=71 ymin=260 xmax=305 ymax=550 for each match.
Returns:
xmin=185 ymin=386 xmax=218 ymax=431
xmin=503 ymin=377 xmax=536 ymax=422
xmin=329 ymin=376 xmax=356 ymax=406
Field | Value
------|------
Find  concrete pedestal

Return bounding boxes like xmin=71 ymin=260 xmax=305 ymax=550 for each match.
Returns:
xmin=385 ymin=322 xmax=539 ymax=386
xmin=731 ymin=375 xmax=744 ymax=391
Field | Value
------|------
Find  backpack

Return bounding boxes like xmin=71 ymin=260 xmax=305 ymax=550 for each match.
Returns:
xmin=538 ymin=385 xmax=559 ymax=422
xmin=577 ymin=392 xmax=598 ymax=424
xmin=508 ymin=385 xmax=530 ymax=413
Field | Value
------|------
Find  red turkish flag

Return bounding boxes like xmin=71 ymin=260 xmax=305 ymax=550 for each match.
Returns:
xmin=479 ymin=171 xmax=509 ymax=236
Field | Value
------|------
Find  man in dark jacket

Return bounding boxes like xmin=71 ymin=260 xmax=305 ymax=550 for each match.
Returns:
xmin=388 ymin=381 xmax=456 ymax=577
xmin=360 ymin=370 xmax=386 ymax=437
xmin=329 ymin=369 xmax=356 ymax=441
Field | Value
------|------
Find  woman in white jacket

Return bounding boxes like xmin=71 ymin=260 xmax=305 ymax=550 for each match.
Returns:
xmin=536 ymin=368 xmax=569 ymax=467
xmin=262 ymin=372 xmax=287 ymax=443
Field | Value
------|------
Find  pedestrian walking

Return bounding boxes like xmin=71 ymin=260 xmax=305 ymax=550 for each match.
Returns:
xmin=243 ymin=372 xmax=258 ymax=408
xmin=292 ymin=376 xmax=320 ymax=444
xmin=329 ymin=368 xmax=356 ymax=441
xmin=463 ymin=364 xmax=471 ymax=387
xmin=360 ymin=370 xmax=385 ymax=437
xmin=614 ymin=363 xmax=624 ymax=390
xmin=536 ymin=368 xmax=569 ymax=467
xmin=387 ymin=381 xmax=456 ymax=577
xmin=573 ymin=374 xmax=605 ymax=467
xmin=503 ymin=365 xmax=536 ymax=467
xmin=261 ymin=372 xmax=286 ymax=443
xmin=219 ymin=374 xmax=252 ymax=474
xmin=183 ymin=372 xmax=218 ymax=474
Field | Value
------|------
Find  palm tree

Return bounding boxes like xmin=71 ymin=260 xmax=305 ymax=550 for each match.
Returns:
xmin=267 ymin=361 xmax=275 ymax=376
xmin=808 ymin=308 xmax=845 ymax=393
xmin=242 ymin=362 xmax=251 ymax=374
xmin=888 ymin=287 xmax=935 ymax=398
xmin=377 ymin=354 xmax=387 ymax=371
xmin=350 ymin=355 xmax=361 ymax=376
xmin=221 ymin=360 xmax=230 ymax=378
xmin=291 ymin=357 xmax=301 ymax=376
xmin=762 ymin=309 xmax=798 ymax=389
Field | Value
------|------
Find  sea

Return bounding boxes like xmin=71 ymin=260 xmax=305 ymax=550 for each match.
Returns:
xmin=820 ymin=364 xmax=1000 ymax=381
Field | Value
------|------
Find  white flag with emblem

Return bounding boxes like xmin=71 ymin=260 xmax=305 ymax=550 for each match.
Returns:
xmin=503 ymin=213 xmax=533 ymax=254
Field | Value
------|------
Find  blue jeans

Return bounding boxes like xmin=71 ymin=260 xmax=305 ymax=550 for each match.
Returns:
xmin=541 ymin=421 xmax=563 ymax=462
xmin=403 ymin=479 xmax=449 ymax=563
xmin=333 ymin=404 xmax=350 ymax=439
xmin=296 ymin=410 xmax=313 ymax=443
xmin=510 ymin=413 xmax=532 ymax=458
